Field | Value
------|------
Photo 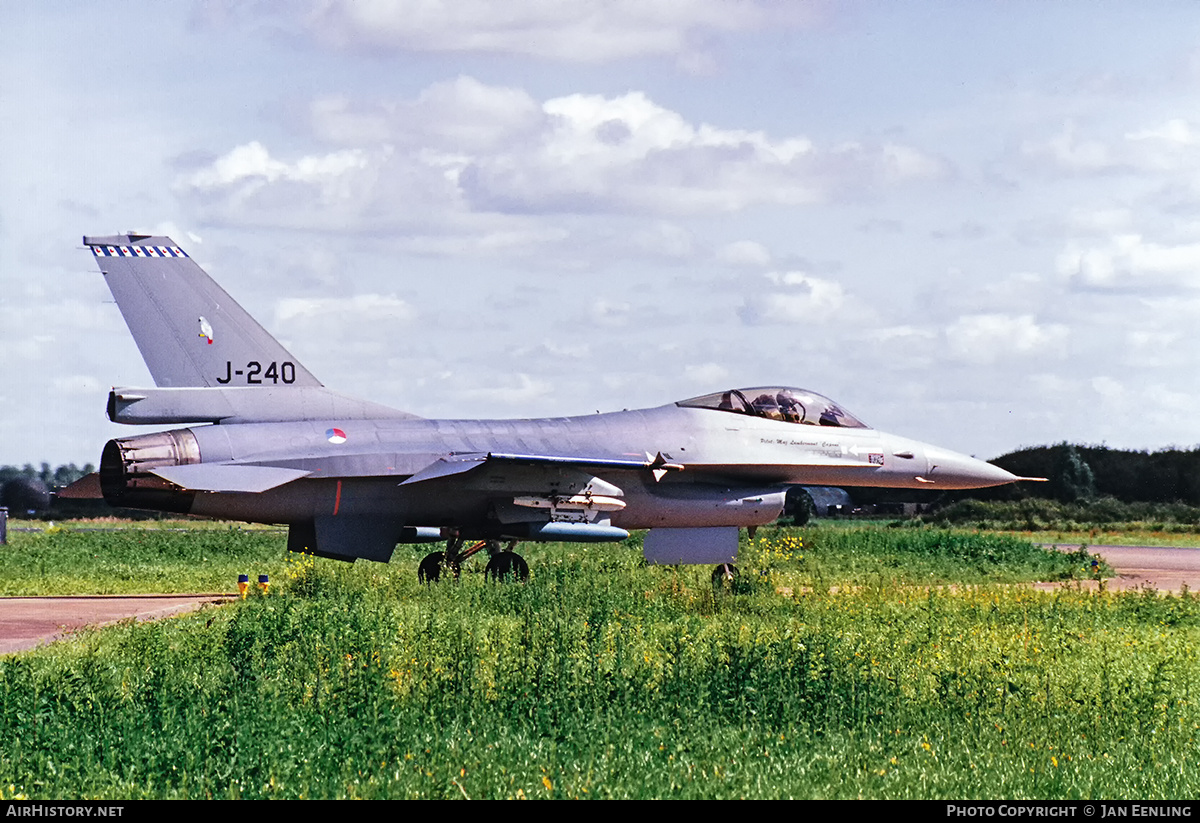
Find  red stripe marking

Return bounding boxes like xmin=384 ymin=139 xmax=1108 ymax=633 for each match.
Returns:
xmin=333 ymin=480 xmax=342 ymax=515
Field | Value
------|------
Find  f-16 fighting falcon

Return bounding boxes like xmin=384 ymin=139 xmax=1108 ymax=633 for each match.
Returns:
xmin=82 ymin=233 xmax=1034 ymax=584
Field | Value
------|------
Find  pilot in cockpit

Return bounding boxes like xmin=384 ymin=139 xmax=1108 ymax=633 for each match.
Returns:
xmin=750 ymin=393 xmax=782 ymax=420
xmin=776 ymin=389 xmax=804 ymax=423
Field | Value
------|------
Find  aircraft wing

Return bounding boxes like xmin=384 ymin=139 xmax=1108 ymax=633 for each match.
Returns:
xmin=399 ymin=448 xmax=895 ymax=490
xmin=400 ymin=451 xmax=681 ymax=486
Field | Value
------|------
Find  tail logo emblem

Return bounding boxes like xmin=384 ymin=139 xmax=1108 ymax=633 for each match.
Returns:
xmin=198 ymin=316 xmax=214 ymax=345
xmin=326 ymin=428 xmax=347 ymax=444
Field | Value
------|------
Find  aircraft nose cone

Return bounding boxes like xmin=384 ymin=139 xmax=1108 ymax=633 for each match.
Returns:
xmin=923 ymin=446 xmax=1021 ymax=489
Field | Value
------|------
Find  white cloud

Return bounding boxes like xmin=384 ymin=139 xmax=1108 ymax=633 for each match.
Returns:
xmin=52 ymin=375 xmax=104 ymax=395
xmin=1123 ymin=328 xmax=1184 ymax=369
xmin=463 ymin=90 xmax=827 ymax=213
xmin=870 ymin=325 xmax=937 ymax=344
xmin=1126 ymin=118 xmax=1200 ymax=146
xmin=1091 ymin=375 xmax=1126 ymax=406
xmin=1064 ymin=207 xmax=1134 ymax=235
xmin=265 ymin=294 xmax=417 ymax=369
xmin=178 ymin=81 xmax=949 ymax=229
xmin=684 ymin=362 xmax=729 ymax=385
xmin=3 ymin=298 xmax=123 ymax=357
xmin=1087 ymin=375 xmax=1196 ymax=438
xmin=878 ymin=143 xmax=946 ymax=182
xmin=274 ymin=294 xmax=415 ymax=325
xmin=454 ymin=373 xmax=551 ymax=406
xmin=633 ymin=222 xmax=696 ymax=259
xmin=397 ymin=225 xmax=571 ymax=259
xmin=944 ymin=314 xmax=1068 ymax=364
xmin=177 ymin=141 xmax=378 ymax=225
xmin=590 ymin=299 xmax=634 ymax=326
xmin=1057 ymin=234 xmax=1200 ymax=290
xmin=718 ymin=240 xmax=772 ymax=268
xmin=920 ymin=270 xmax=1055 ymax=318
xmin=310 ymin=77 xmax=544 ymax=151
xmin=1124 ymin=118 xmax=1200 ymax=172
xmin=738 ymin=272 xmax=846 ymax=325
xmin=1020 ymin=118 xmax=1200 ymax=178
xmin=1020 ymin=121 xmax=1116 ymax=174
xmin=184 ymin=141 xmax=369 ymax=189
xmin=284 ymin=0 xmax=782 ymax=65
xmin=860 ymin=325 xmax=939 ymax=371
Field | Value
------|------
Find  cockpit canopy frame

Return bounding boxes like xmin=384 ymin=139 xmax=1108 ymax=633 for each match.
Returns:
xmin=677 ymin=387 xmax=869 ymax=429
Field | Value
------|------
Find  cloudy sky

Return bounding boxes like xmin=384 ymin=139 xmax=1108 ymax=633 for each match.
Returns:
xmin=4 ymin=1 xmax=1200 ymax=467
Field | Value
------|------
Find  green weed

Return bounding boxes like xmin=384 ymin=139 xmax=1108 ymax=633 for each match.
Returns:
xmin=0 ymin=525 xmax=1190 ymax=798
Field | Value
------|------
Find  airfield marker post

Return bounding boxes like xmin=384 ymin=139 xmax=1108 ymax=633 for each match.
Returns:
xmin=0 ymin=507 xmax=6 ymax=545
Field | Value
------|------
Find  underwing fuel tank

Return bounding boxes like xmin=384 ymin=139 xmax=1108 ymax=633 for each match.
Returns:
xmin=99 ymin=429 xmax=200 ymax=513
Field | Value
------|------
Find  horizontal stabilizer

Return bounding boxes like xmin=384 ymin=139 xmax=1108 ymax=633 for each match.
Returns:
xmin=108 ymin=385 xmax=417 ymax=425
xmin=149 ymin=463 xmax=310 ymax=493
xmin=57 ymin=472 xmax=103 ymax=499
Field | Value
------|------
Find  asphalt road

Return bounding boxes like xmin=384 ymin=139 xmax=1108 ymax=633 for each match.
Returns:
xmin=0 ymin=594 xmax=235 ymax=654
xmin=1040 ymin=543 xmax=1200 ymax=593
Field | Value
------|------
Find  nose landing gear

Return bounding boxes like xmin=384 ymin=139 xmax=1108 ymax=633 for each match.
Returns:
xmin=711 ymin=562 xmax=742 ymax=594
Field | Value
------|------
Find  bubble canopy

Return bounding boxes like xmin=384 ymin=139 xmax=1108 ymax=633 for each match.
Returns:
xmin=676 ymin=387 xmax=869 ymax=429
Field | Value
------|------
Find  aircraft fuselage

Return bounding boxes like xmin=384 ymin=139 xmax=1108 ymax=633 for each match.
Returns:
xmin=102 ymin=402 xmax=1017 ymax=532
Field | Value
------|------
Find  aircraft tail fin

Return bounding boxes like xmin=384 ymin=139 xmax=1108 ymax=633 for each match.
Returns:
xmin=84 ymin=234 xmax=322 ymax=389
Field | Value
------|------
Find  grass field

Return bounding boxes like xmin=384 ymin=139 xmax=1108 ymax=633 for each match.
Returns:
xmin=999 ymin=529 xmax=1200 ymax=549
xmin=928 ymin=497 xmax=1200 ymax=540
xmin=1 ymin=523 xmax=1197 ymax=799
xmin=0 ymin=522 xmax=286 ymax=596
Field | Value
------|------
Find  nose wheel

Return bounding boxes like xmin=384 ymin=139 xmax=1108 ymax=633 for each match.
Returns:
xmin=419 ymin=537 xmax=528 ymax=583
xmin=711 ymin=563 xmax=741 ymax=593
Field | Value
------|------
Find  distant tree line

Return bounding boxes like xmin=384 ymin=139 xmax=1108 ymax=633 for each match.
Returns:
xmin=0 ymin=462 xmax=94 ymax=514
xmin=0 ymin=463 xmax=94 ymax=489
xmin=980 ymin=444 xmax=1200 ymax=505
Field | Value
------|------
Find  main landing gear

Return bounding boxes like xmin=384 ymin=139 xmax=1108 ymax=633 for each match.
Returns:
xmin=418 ymin=537 xmax=529 ymax=584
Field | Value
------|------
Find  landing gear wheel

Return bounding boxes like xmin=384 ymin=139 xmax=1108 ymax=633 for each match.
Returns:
xmin=418 ymin=551 xmax=460 ymax=583
xmin=711 ymin=563 xmax=741 ymax=594
xmin=485 ymin=552 xmax=530 ymax=583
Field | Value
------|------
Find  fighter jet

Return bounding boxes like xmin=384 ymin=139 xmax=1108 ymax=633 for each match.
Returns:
xmin=83 ymin=233 xmax=1032 ymax=583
